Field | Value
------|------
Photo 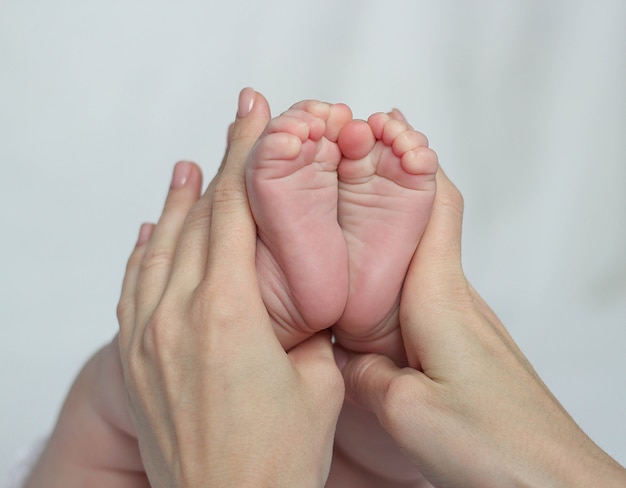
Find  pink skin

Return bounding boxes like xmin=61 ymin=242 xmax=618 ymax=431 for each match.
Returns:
xmin=335 ymin=112 xmax=438 ymax=360
xmin=246 ymin=101 xmax=438 ymax=359
xmin=248 ymin=101 xmax=352 ymax=349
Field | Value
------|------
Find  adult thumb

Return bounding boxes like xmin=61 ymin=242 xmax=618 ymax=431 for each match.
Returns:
xmin=338 ymin=348 xmax=425 ymax=422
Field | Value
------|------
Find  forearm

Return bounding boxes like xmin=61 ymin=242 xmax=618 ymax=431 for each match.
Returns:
xmin=520 ymin=435 xmax=626 ymax=488
xmin=468 ymin=285 xmax=626 ymax=487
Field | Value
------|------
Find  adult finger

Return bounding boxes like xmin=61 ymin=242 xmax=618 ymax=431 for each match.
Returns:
xmin=398 ymin=166 xmax=467 ymax=366
xmin=409 ymin=166 xmax=465 ymax=284
xmin=390 ymin=108 xmax=466 ymax=303
xmin=400 ymin=166 xmax=538 ymax=375
xmin=289 ymin=332 xmax=344 ymax=394
xmin=158 ymin=121 xmax=234 ymax=295
xmin=165 ymin=89 xmax=271 ymax=299
xmin=340 ymin=349 xmax=426 ymax=428
xmin=117 ymin=223 xmax=155 ymax=348
xmin=203 ymin=88 xmax=271 ymax=289
xmin=133 ymin=161 xmax=203 ymax=325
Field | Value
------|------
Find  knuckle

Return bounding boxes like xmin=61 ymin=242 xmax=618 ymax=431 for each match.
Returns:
xmin=125 ymin=347 xmax=145 ymax=386
xmin=119 ymin=301 xmax=186 ymax=387
xmin=184 ymin=198 xmax=210 ymax=230
xmin=349 ymin=353 xmax=385 ymax=389
xmin=379 ymin=371 xmax=417 ymax=432
xmin=317 ymin=356 xmax=346 ymax=392
xmin=116 ymin=297 xmax=132 ymax=324
xmin=125 ymin=246 xmax=144 ymax=273
xmin=228 ymin=130 xmax=255 ymax=148
xmin=140 ymin=304 xmax=182 ymax=363
xmin=121 ymin=332 xmax=149 ymax=388
xmin=211 ymin=174 xmax=247 ymax=206
xmin=139 ymin=246 xmax=176 ymax=274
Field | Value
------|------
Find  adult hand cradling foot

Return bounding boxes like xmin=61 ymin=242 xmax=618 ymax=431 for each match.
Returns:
xmin=338 ymin=163 xmax=626 ymax=486
xmin=116 ymin=89 xmax=345 ymax=487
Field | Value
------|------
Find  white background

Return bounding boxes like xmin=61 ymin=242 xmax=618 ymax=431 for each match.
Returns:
xmin=1 ymin=0 xmax=625 ymax=478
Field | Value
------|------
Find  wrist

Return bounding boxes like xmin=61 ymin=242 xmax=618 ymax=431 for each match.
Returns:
xmin=492 ymin=427 xmax=626 ymax=488
xmin=206 ymin=466 xmax=328 ymax=488
xmin=538 ymin=439 xmax=626 ymax=488
xmin=327 ymin=443 xmax=430 ymax=488
xmin=197 ymin=440 xmax=332 ymax=488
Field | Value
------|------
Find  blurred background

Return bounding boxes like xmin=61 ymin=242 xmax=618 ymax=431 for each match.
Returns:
xmin=1 ymin=0 xmax=624 ymax=477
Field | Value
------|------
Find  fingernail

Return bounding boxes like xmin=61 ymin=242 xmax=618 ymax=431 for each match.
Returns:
xmin=237 ymin=87 xmax=255 ymax=118
xmin=171 ymin=161 xmax=191 ymax=189
xmin=136 ymin=223 xmax=153 ymax=247
xmin=333 ymin=346 xmax=349 ymax=372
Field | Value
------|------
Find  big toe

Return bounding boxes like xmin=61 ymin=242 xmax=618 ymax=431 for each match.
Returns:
xmin=337 ymin=119 xmax=376 ymax=160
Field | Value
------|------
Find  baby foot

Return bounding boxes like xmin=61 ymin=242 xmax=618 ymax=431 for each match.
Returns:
xmin=333 ymin=111 xmax=438 ymax=360
xmin=246 ymin=100 xmax=353 ymax=348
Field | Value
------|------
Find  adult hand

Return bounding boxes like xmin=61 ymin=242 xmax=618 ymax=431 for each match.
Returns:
xmin=339 ymin=167 xmax=626 ymax=487
xmin=117 ymin=88 xmax=344 ymax=488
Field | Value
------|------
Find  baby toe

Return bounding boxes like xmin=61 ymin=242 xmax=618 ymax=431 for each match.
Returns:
xmin=325 ymin=103 xmax=353 ymax=142
xmin=401 ymin=146 xmax=438 ymax=176
xmin=392 ymin=129 xmax=429 ymax=158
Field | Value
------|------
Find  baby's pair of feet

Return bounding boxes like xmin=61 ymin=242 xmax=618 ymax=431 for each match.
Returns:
xmin=246 ymin=100 xmax=438 ymax=361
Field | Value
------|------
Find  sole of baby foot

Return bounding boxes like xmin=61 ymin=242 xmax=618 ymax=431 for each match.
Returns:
xmin=247 ymin=101 xmax=354 ymax=348
xmin=333 ymin=112 xmax=438 ymax=356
